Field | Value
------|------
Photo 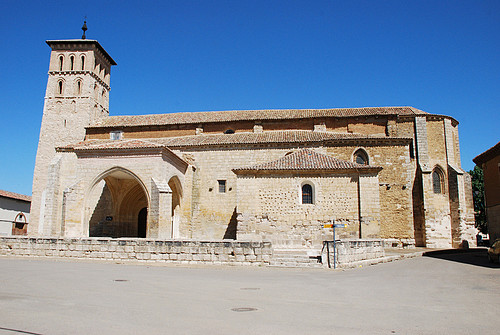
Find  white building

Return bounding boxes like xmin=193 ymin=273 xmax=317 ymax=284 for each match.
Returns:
xmin=0 ymin=190 xmax=31 ymax=236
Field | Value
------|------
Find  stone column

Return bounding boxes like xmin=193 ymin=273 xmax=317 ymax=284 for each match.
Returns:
xmin=39 ymin=156 xmax=62 ymax=237
xmin=414 ymin=116 xmax=431 ymax=171
xmin=358 ymin=173 xmax=381 ymax=238
xmin=234 ymin=175 xmax=259 ymax=241
xmin=151 ymin=179 xmax=172 ymax=239
xmin=443 ymin=118 xmax=456 ymax=165
xmin=158 ymin=190 xmax=173 ymax=239
xmin=62 ymin=181 xmax=84 ymax=237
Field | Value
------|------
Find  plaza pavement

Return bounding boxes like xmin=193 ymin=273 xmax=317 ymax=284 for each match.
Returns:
xmin=0 ymin=250 xmax=498 ymax=335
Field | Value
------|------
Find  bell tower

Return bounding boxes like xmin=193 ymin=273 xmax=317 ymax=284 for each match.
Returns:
xmin=30 ymin=27 xmax=116 ymax=236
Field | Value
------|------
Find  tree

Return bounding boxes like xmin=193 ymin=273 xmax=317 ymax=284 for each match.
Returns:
xmin=469 ymin=166 xmax=487 ymax=234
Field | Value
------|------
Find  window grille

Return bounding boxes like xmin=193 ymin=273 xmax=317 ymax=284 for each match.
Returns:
xmin=302 ymin=184 xmax=313 ymax=204
xmin=218 ymin=180 xmax=226 ymax=193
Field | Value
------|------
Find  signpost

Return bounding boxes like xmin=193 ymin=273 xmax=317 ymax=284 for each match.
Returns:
xmin=323 ymin=221 xmax=345 ymax=269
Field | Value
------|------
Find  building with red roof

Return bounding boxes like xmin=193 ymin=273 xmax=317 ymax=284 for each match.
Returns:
xmin=0 ymin=190 xmax=31 ymax=236
xmin=28 ymin=37 xmax=476 ymax=250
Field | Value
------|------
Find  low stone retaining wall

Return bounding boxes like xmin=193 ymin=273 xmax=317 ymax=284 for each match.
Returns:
xmin=382 ymin=238 xmax=416 ymax=249
xmin=321 ymin=239 xmax=385 ymax=268
xmin=0 ymin=237 xmax=272 ymax=266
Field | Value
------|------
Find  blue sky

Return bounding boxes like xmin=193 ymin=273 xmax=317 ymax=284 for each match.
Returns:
xmin=0 ymin=0 xmax=499 ymax=196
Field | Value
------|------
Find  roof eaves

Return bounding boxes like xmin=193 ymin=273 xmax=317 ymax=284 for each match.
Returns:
xmin=473 ymin=141 xmax=500 ymax=165
xmin=0 ymin=190 xmax=32 ymax=202
xmin=232 ymin=165 xmax=382 ymax=175
xmin=87 ymin=106 xmax=430 ymax=129
xmin=46 ymin=39 xmax=117 ymax=65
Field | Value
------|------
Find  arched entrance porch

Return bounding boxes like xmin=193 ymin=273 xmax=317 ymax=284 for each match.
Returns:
xmin=86 ymin=168 xmax=149 ymax=238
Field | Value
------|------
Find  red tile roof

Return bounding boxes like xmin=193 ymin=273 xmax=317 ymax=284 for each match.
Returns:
xmin=155 ymin=130 xmax=391 ymax=147
xmin=60 ymin=131 xmax=409 ymax=152
xmin=73 ymin=139 xmax=164 ymax=151
xmin=233 ymin=149 xmax=382 ymax=173
xmin=89 ymin=106 xmax=427 ymax=128
xmin=0 ymin=190 xmax=31 ymax=202
xmin=68 ymin=139 xmax=189 ymax=167
xmin=473 ymin=141 xmax=500 ymax=165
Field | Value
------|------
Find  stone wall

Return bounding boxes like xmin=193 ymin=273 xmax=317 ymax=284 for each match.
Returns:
xmin=321 ymin=239 xmax=385 ymax=268
xmin=185 ymin=147 xmax=298 ymax=240
xmin=411 ymin=117 xmax=476 ymax=248
xmin=0 ymin=237 xmax=272 ymax=266
xmin=325 ymin=142 xmax=414 ymax=240
xmin=234 ymin=172 xmax=382 ymax=248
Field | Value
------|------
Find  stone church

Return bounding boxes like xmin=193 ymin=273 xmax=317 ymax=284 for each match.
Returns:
xmin=29 ymin=37 xmax=476 ymax=250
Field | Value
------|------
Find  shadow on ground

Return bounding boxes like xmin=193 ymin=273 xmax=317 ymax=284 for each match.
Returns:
xmin=423 ymin=248 xmax=500 ymax=269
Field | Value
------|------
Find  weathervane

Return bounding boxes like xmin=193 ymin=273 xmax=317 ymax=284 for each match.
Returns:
xmin=81 ymin=18 xmax=87 ymax=39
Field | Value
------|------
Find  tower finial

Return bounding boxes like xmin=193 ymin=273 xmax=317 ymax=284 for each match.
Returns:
xmin=81 ymin=19 xmax=87 ymax=39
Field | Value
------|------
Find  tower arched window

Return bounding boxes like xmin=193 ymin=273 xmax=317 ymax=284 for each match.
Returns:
xmin=57 ymin=81 xmax=63 ymax=95
xmin=76 ymin=80 xmax=82 ymax=95
xmin=432 ymin=168 xmax=445 ymax=194
xmin=59 ymin=56 xmax=64 ymax=71
xmin=302 ymin=183 xmax=314 ymax=204
xmin=81 ymin=55 xmax=85 ymax=70
xmin=354 ymin=149 xmax=369 ymax=165
xmin=70 ymin=56 xmax=74 ymax=70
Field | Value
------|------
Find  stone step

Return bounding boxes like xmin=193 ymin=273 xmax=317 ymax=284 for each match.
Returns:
xmin=269 ymin=258 xmax=323 ymax=265
xmin=269 ymin=249 xmax=323 ymax=268
xmin=268 ymin=260 xmax=324 ymax=268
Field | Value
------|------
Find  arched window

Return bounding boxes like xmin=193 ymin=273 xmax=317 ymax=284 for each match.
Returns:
xmin=59 ymin=56 xmax=64 ymax=71
xmin=432 ymin=168 xmax=444 ymax=194
xmin=81 ymin=55 xmax=85 ymax=70
xmin=70 ymin=55 xmax=74 ymax=70
xmin=302 ymin=184 xmax=313 ymax=204
xmin=57 ymin=81 xmax=63 ymax=94
xmin=14 ymin=213 xmax=26 ymax=224
xmin=354 ymin=149 xmax=369 ymax=165
xmin=76 ymin=80 xmax=82 ymax=95
xmin=224 ymin=129 xmax=235 ymax=134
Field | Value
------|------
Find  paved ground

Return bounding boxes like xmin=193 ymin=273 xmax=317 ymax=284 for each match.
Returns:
xmin=0 ymin=250 xmax=498 ymax=335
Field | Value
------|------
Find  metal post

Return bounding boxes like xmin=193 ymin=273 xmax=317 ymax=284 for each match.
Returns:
xmin=326 ymin=241 xmax=330 ymax=268
xmin=333 ymin=220 xmax=336 ymax=269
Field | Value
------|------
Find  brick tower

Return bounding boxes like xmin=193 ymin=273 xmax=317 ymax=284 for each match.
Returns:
xmin=29 ymin=31 xmax=116 ymax=236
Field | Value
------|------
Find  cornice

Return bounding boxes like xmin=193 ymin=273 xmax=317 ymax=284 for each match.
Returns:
xmin=48 ymin=70 xmax=110 ymax=90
